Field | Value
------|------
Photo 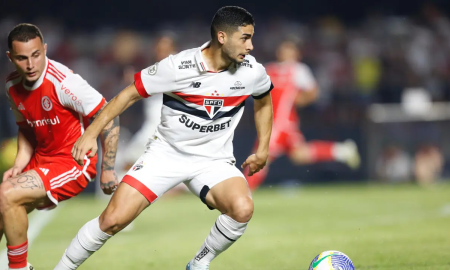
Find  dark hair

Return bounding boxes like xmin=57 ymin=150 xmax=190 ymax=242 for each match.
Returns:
xmin=7 ymin=23 xmax=44 ymax=50
xmin=210 ymin=6 xmax=255 ymax=40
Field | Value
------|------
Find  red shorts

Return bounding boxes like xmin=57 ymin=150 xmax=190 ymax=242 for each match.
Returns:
xmin=24 ymin=155 xmax=96 ymax=210
xmin=269 ymin=121 xmax=304 ymax=159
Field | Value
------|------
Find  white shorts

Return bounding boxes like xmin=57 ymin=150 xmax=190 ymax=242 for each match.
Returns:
xmin=122 ymin=136 xmax=245 ymax=208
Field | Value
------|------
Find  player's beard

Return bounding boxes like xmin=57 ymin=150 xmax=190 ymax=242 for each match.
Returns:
xmin=222 ymin=43 xmax=242 ymax=65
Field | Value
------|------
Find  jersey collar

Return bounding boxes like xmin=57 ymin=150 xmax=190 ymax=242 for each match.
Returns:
xmin=195 ymin=41 xmax=211 ymax=73
xmin=194 ymin=41 xmax=235 ymax=73
xmin=23 ymin=57 xmax=49 ymax=91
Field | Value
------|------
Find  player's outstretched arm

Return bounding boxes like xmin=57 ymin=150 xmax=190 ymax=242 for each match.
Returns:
xmin=72 ymin=83 xmax=143 ymax=165
xmin=295 ymin=85 xmax=319 ymax=108
xmin=242 ymin=93 xmax=273 ymax=176
xmin=3 ymin=127 xmax=35 ymax=181
xmin=93 ymin=104 xmax=120 ymax=195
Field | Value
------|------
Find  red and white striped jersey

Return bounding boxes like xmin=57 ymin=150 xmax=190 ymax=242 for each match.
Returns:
xmin=5 ymin=58 xmax=105 ymax=179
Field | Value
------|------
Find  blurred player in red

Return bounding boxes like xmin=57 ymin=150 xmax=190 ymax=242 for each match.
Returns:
xmin=246 ymin=40 xmax=360 ymax=190
xmin=2 ymin=24 xmax=119 ymax=270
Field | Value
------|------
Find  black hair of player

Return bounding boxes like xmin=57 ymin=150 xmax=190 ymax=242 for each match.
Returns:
xmin=210 ymin=6 xmax=255 ymax=40
xmin=7 ymin=23 xmax=44 ymax=50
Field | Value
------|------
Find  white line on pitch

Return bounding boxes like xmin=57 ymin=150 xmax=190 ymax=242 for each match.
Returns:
xmin=0 ymin=208 xmax=59 ymax=270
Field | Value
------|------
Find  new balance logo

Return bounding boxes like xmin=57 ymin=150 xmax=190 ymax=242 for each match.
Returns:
xmin=18 ymin=103 xmax=25 ymax=111
xmin=192 ymin=82 xmax=201 ymax=88
xmin=39 ymin=168 xmax=49 ymax=175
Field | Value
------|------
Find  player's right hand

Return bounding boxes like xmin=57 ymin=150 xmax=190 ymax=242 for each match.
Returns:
xmin=2 ymin=166 xmax=22 ymax=181
xmin=241 ymin=153 xmax=268 ymax=176
xmin=72 ymin=134 xmax=98 ymax=166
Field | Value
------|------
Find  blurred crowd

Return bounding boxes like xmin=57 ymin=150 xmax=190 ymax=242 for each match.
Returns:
xmin=1 ymin=3 xmax=450 ymax=183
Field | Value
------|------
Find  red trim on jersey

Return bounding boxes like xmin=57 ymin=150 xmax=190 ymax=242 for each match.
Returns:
xmin=48 ymin=63 xmax=66 ymax=79
xmin=49 ymin=63 xmax=66 ymax=76
xmin=86 ymin=98 xmax=106 ymax=118
xmin=134 ymin=71 xmax=150 ymax=98
xmin=47 ymin=70 xmax=63 ymax=82
xmin=122 ymin=175 xmax=158 ymax=203
xmin=48 ymin=68 xmax=65 ymax=82
xmin=173 ymin=92 xmax=249 ymax=107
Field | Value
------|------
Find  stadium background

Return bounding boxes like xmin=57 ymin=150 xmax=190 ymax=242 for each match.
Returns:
xmin=0 ymin=1 xmax=449 ymax=269
xmin=2 ymin=0 xmax=450 ymax=185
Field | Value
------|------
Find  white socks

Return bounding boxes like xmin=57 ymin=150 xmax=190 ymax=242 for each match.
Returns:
xmin=192 ymin=214 xmax=248 ymax=267
xmin=54 ymin=217 xmax=112 ymax=270
xmin=54 ymin=214 xmax=247 ymax=269
xmin=332 ymin=142 xmax=350 ymax=162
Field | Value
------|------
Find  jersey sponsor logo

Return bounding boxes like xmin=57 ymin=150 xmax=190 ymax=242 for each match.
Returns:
xmin=178 ymin=60 xmax=196 ymax=69
xmin=39 ymin=168 xmax=50 ymax=175
xmin=148 ymin=62 xmax=158 ymax=75
xmin=238 ymin=59 xmax=253 ymax=68
xmin=230 ymin=81 xmax=245 ymax=90
xmin=192 ymin=82 xmax=201 ymax=88
xmin=18 ymin=102 xmax=25 ymax=111
xmin=27 ymin=116 xmax=60 ymax=128
xmin=179 ymin=114 xmax=231 ymax=133
xmin=41 ymin=96 xmax=53 ymax=111
xmin=61 ymin=85 xmax=82 ymax=105
xmin=203 ymin=99 xmax=224 ymax=119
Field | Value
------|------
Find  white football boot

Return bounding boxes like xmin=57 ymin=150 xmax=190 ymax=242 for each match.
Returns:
xmin=342 ymin=139 xmax=360 ymax=170
xmin=186 ymin=260 xmax=209 ymax=270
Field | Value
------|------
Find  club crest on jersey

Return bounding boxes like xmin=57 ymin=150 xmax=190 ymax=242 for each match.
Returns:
xmin=132 ymin=160 xmax=144 ymax=171
xmin=41 ymin=96 xmax=53 ymax=111
xmin=203 ymin=99 xmax=223 ymax=119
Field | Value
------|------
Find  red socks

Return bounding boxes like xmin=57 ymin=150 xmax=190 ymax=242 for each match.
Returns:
xmin=7 ymin=240 xmax=28 ymax=269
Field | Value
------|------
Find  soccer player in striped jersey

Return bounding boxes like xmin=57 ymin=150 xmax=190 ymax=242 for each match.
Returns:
xmin=55 ymin=6 xmax=273 ymax=270
xmin=3 ymin=24 xmax=119 ymax=270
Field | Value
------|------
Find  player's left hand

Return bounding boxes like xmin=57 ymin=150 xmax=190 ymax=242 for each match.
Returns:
xmin=241 ymin=153 xmax=268 ymax=176
xmin=100 ymin=170 xmax=119 ymax=195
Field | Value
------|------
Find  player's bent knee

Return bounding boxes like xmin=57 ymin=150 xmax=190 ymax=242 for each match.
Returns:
xmin=98 ymin=212 xmax=128 ymax=235
xmin=0 ymin=182 xmax=18 ymax=211
xmin=228 ymin=196 xmax=254 ymax=223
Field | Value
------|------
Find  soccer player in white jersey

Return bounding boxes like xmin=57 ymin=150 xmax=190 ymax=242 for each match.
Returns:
xmin=54 ymin=6 xmax=273 ymax=270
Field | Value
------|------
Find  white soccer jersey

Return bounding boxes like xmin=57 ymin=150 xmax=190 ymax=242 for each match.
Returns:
xmin=134 ymin=41 xmax=273 ymax=160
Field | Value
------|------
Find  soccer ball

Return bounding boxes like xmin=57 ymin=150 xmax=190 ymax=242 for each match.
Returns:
xmin=308 ymin=250 xmax=354 ymax=270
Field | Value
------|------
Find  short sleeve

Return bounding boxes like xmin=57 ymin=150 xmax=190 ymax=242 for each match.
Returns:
xmin=58 ymin=74 xmax=105 ymax=118
xmin=5 ymin=90 xmax=25 ymax=125
xmin=252 ymin=63 xmax=273 ymax=99
xmin=294 ymin=64 xmax=316 ymax=91
xmin=134 ymin=55 xmax=176 ymax=98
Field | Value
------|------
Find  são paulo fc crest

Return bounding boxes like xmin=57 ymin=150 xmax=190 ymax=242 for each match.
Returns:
xmin=41 ymin=96 xmax=53 ymax=111
xmin=203 ymin=99 xmax=223 ymax=119
xmin=132 ymin=160 xmax=144 ymax=171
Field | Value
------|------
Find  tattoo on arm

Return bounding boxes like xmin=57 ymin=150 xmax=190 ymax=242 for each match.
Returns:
xmin=93 ymin=104 xmax=120 ymax=171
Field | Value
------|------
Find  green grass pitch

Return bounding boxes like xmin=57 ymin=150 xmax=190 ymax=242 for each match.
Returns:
xmin=20 ymin=183 xmax=450 ymax=269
